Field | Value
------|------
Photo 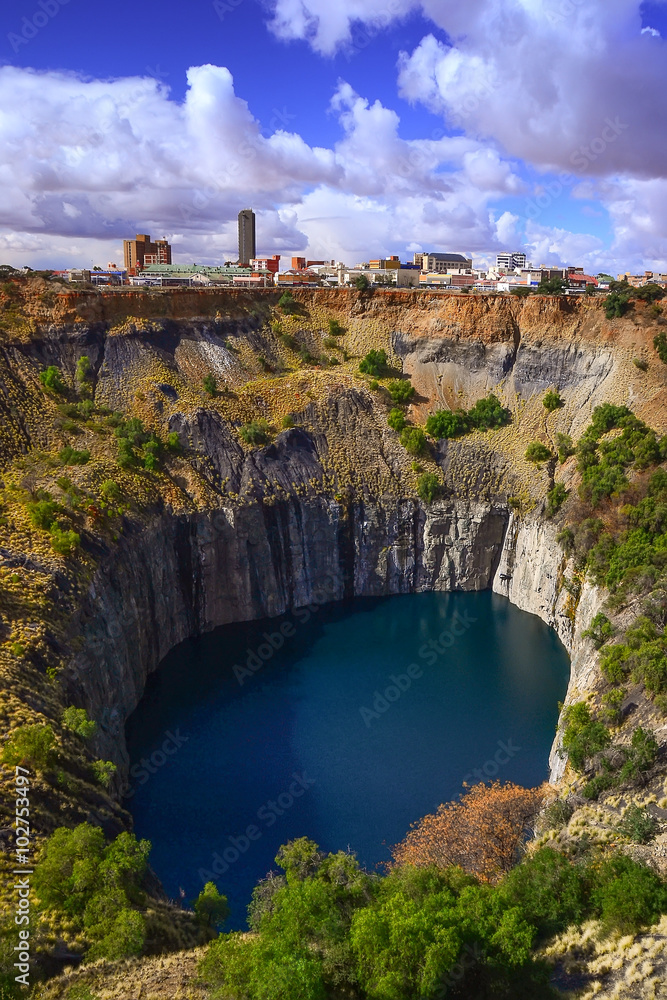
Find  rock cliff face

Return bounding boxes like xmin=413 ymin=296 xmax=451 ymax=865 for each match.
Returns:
xmin=2 ymin=286 xmax=666 ymax=801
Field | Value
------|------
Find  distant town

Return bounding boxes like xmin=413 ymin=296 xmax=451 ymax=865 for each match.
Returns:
xmin=8 ymin=209 xmax=667 ymax=294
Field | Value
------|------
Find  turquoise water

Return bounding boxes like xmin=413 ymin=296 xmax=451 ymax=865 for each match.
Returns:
xmin=125 ymin=591 xmax=570 ymax=929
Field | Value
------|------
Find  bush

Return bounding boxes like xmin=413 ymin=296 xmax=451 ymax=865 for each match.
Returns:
xmin=387 ymin=408 xmax=407 ymax=432
xmin=582 ymin=613 xmax=614 ymax=650
xmin=368 ymin=379 xmax=379 ymax=391
xmin=282 ymin=414 xmax=295 ymax=429
xmin=426 ymin=409 xmax=469 ymax=439
xmin=359 ymin=349 xmax=388 ymax=377
xmin=545 ymin=483 xmax=568 ymax=517
xmin=525 ymin=442 xmax=553 ymax=463
xmin=555 ymin=432 xmax=575 ymax=463
xmin=387 ymin=380 xmax=415 ymax=405
xmin=143 ymin=437 xmax=161 ymax=472
xmin=76 ymin=355 xmax=91 ymax=387
xmin=166 ymin=431 xmax=181 ymax=452
xmin=100 ymin=480 xmax=121 ymax=502
xmin=322 ymin=336 xmax=338 ymax=350
xmin=417 ymin=473 xmax=440 ymax=504
xmin=654 ymin=332 xmax=667 ymax=364
xmin=328 ymin=319 xmax=345 ymax=336
xmin=92 ymin=760 xmax=117 ymax=787
xmin=117 ymin=438 xmax=135 ymax=468
xmin=540 ymin=800 xmax=574 ymax=831
xmin=59 ymin=446 xmax=90 ymax=465
xmin=240 ymin=419 xmax=271 ymax=446
xmin=400 ymin=427 xmax=427 ymax=456
xmin=560 ymin=702 xmax=611 ymax=773
xmin=50 ymin=526 xmax=80 ymax=556
xmin=543 ymin=390 xmax=563 ymax=411
xmin=27 ymin=499 xmax=59 ymax=530
xmin=600 ymin=688 xmax=625 ymax=725
xmin=606 ymin=290 xmax=631 ymax=319
xmin=194 ymin=882 xmax=230 ymax=929
xmin=511 ymin=287 xmax=532 ymax=298
xmin=279 ymin=291 xmax=299 ymax=313
xmin=40 ymin=365 xmax=66 ymax=394
xmin=203 ymin=373 xmax=217 ymax=396
xmin=633 ymin=357 xmax=649 ymax=371
xmin=500 ymin=847 xmax=585 ymax=937
xmin=62 ymin=707 xmax=97 ymax=741
xmin=591 ymin=855 xmax=667 ymax=933
xmin=468 ymin=393 xmax=511 ymax=430
xmin=1 ymin=724 xmax=55 ymax=770
xmin=279 ymin=332 xmax=297 ymax=350
xmin=618 ymin=805 xmax=659 ymax=844
xmin=354 ymin=274 xmax=370 ymax=291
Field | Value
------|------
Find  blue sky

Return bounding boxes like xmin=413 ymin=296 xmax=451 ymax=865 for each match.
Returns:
xmin=1 ymin=0 xmax=666 ymax=272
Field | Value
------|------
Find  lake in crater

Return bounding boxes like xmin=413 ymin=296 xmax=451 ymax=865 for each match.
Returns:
xmin=125 ymin=591 xmax=570 ymax=929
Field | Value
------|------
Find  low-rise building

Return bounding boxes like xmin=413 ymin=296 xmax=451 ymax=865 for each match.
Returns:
xmin=413 ymin=252 xmax=473 ymax=273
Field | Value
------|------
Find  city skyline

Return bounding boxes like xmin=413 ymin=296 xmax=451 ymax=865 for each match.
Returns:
xmin=0 ymin=1 xmax=666 ymax=274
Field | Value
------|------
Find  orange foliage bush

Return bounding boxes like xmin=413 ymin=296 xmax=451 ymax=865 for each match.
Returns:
xmin=391 ymin=781 xmax=545 ymax=883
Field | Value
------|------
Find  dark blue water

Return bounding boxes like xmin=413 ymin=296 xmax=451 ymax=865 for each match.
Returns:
xmin=125 ymin=592 xmax=569 ymax=928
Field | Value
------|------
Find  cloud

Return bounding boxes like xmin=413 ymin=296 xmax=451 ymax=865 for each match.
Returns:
xmin=0 ymin=65 xmax=526 ymax=267
xmin=266 ymin=0 xmax=419 ymax=55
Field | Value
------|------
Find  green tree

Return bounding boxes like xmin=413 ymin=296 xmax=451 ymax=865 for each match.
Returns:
xmin=426 ymin=409 xmax=469 ymax=439
xmin=92 ymin=760 xmax=117 ymax=787
xmin=27 ymin=499 xmax=59 ymax=530
xmin=417 ymin=473 xmax=440 ymax=504
xmin=400 ymin=427 xmax=428 ymax=456
xmin=591 ymin=855 xmax=667 ymax=933
xmin=653 ymin=332 xmax=667 ymax=364
xmin=618 ymin=805 xmax=659 ymax=844
xmin=203 ymin=373 xmax=217 ymax=396
xmin=1 ymin=724 xmax=55 ymax=770
xmin=240 ymin=419 xmax=271 ymax=446
xmin=545 ymin=483 xmax=568 ymax=517
xmin=560 ymin=703 xmax=611 ymax=773
xmin=387 ymin=380 xmax=415 ymax=405
xmin=582 ymin=613 xmax=614 ymax=650
xmin=117 ymin=438 xmax=135 ymax=468
xmin=468 ymin=394 xmax=511 ymax=430
xmin=59 ymin=446 xmax=90 ymax=465
xmin=87 ymin=908 xmax=145 ymax=961
xmin=166 ymin=431 xmax=181 ymax=452
xmin=50 ymin=526 xmax=80 ymax=556
xmin=354 ymin=274 xmax=370 ymax=291
xmin=100 ymin=480 xmax=121 ymax=503
xmin=555 ymin=432 xmax=575 ymax=463
xmin=194 ymin=882 xmax=230 ymax=929
xmin=538 ymin=277 xmax=566 ymax=295
xmin=40 ymin=365 xmax=66 ymax=394
xmin=62 ymin=707 xmax=97 ymax=741
xmin=606 ymin=290 xmax=631 ymax=319
xmin=359 ymin=349 xmax=388 ymax=377
xmin=76 ymin=355 xmax=92 ymax=388
xmin=387 ymin=408 xmax=407 ymax=432
xmin=279 ymin=291 xmax=299 ymax=313
xmin=328 ymin=318 xmax=345 ymax=337
xmin=511 ymin=286 xmax=532 ymax=298
xmin=543 ymin=390 xmax=563 ymax=411
xmin=525 ymin=442 xmax=553 ymax=463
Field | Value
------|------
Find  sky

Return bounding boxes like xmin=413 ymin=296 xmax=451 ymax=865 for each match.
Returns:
xmin=0 ymin=0 xmax=666 ymax=273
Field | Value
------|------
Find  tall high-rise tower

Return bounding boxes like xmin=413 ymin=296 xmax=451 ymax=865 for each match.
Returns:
xmin=238 ymin=209 xmax=256 ymax=266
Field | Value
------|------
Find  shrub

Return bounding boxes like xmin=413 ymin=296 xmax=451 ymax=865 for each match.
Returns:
xmin=323 ymin=336 xmax=338 ymax=350
xmin=59 ymin=446 xmax=90 ymax=465
xmin=468 ymin=394 xmax=511 ymax=430
xmin=240 ymin=419 xmax=271 ymax=446
xmin=525 ymin=442 xmax=553 ymax=463
xmin=426 ymin=409 xmax=469 ymax=439
xmin=555 ymin=432 xmax=575 ymax=463
xmin=50 ymin=526 xmax=80 ymax=556
xmin=278 ymin=291 xmax=299 ymax=313
xmin=500 ymin=847 xmax=585 ymax=936
xmin=633 ymin=357 xmax=649 ymax=371
xmin=540 ymin=800 xmax=574 ymax=831
xmin=100 ymin=480 xmax=121 ymax=502
xmin=560 ymin=703 xmax=611 ymax=773
xmin=62 ymin=707 xmax=97 ymax=740
xmin=194 ymin=882 xmax=230 ymax=929
xmin=635 ymin=282 xmax=665 ymax=303
xmin=166 ymin=431 xmax=181 ymax=452
xmin=76 ymin=355 xmax=91 ymax=387
xmin=511 ymin=287 xmax=532 ymax=298
xmin=618 ymin=726 xmax=659 ymax=782
xmin=354 ymin=274 xmax=370 ymax=291
xmin=543 ymin=390 xmax=563 ymax=411
xmin=328 ymin=319 xmax=345 ymax=336
xmin=400 ymin=427 xmax=427 ymax=456
xmin=281 ymin=414 xmax=295 ymax=429
xmin=654 ymin=332 xmax=667 ymax=364
xmin=591 ymin=855 xmax=667 ymax=933
xmin=387 ymin=408 xmax=407 ymax=432
xmin=416 ymin=473 xmax=440 ymax=504
xmin=279 ymin=332 xmax=297 ymax=350
xmin=359 ymin=349 xmax=388 ymax=377
xmin=27 ymin=499 xmax=59 ymax=530
xmin=143 ymin=437 xmax=161 ymax=472
xmin=92 ymin=760 xmax=117 ymax=787
xmin=606 ymin=290 xmax=631 ymax=319
xmin=582 ymin=613 xmax=614 ymax=650
xmin=387 ymin=380 xmax=415 ymax=405
xmin=545 ymin=483 xmax=568 ymax=517
xmin=203 ymin=373 xmax=217 ymax=396
xmin=600 ymin=688 xmax=625 ymax=725
xmin=368 ymin=379 xmax=379 ymax=391
xmin=1 ymin=724 xmax=55 ymax=770
xmin=618 ymin=805 xmax=659 ymax=844
xmin=117 ymin=438 xmax=135 ymax=468
xmin=39 ymin=365 xmax=66 ymax=394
